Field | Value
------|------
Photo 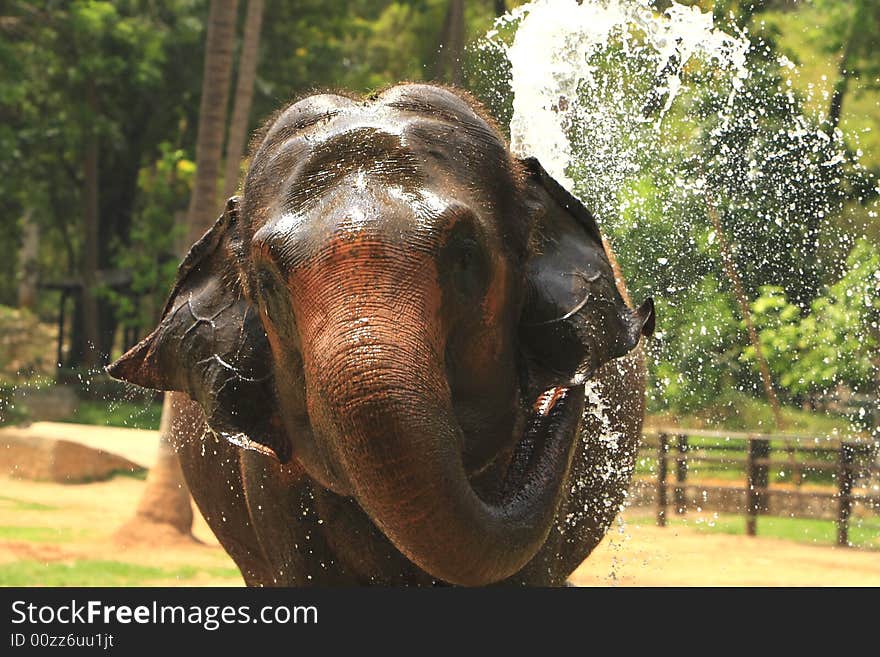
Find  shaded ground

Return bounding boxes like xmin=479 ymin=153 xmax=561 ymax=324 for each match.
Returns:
xmin=3 ymin=472 xmax=880 ymax=586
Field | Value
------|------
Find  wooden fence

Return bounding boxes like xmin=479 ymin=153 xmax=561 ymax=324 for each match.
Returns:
xmin=640 ymin=428 xmax=880 ymax=546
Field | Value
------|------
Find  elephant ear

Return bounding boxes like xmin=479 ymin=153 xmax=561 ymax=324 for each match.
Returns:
xmin=518 ymin=157 xmax=654 ymax=389
xmin=106 ymin=198 xmax=291 ymax=462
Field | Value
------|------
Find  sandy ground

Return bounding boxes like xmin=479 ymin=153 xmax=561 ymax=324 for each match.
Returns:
xmin=0 ymin=475 xmax=243 ymax=586
xmin=2 ymin=422 xmax=878 ymax=586
xmin=2 ymin=472 xmax=880 ymax=587
xmin=572 ymin=518 xmax=880 ymax=586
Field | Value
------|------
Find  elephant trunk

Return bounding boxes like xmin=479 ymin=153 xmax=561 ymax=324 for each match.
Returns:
xmin=299 ymin=302 xmax=584 ymax=586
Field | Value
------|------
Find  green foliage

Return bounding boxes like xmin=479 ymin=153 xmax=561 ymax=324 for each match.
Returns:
xmin=57 ymin=399 xmax=163 ymax=431
xmin=255 ymin=0 xmax=500 ymax=112
xmin=812 ymin=0 xmax=880 ymax=93
xmin=648 ymin=276 xmax=745 ymax=412
xmin=0 ymin=0 xmax=205 ymax=334
xmin=689 ymin=34 xmax=845 ymax=307
xmin=99 ymin=143 xmax=192 ymax=334
xmin=745 ymin=238 xmax=880 ymax=398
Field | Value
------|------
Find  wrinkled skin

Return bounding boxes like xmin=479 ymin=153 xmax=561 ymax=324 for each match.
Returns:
xmin=108 ymin=84 xmax=655 ymax=586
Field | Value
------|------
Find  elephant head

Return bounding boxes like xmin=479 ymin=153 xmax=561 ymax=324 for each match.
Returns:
xmin=108 ymin=84 xmax=654 ymax=586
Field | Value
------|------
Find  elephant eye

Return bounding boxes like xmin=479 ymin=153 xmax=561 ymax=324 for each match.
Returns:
xmin=255 ymin=266 xmax=288 ymax=323
xmin=437 ymin=210 xmax=491 ymax=302
xmin=453 ymin=239 xmax=478 ymax=270
xmin=445 ymin=236 xmax=489 ymax=300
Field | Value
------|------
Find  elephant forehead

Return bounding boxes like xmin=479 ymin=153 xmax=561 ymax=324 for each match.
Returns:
xmin=258 ymin=84 xmax=501 ymax=157
xmin=282 ymin=127 xmax=425 ymax=215
xmin=243 ymin=90 xmax=518 ymax=245
xmin=252 ymin=182 xmax=465 ymax=273
xmin=253 ymin=101 xmax=508 ymax=197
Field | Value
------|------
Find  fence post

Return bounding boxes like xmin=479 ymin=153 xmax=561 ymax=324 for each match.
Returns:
xmin=657 ymin=433 xmax=668 ymax=527
xmin=747 ymin=437 xmax=770 ymax=536
xmin=675 ymin=434 xmax=688 ymax=514
xmin=837 ymin=442 xmax=855 ymax=547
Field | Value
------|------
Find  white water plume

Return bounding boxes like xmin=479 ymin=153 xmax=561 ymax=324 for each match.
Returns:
xmin=499 ymin=0 xmax=749 ymax=190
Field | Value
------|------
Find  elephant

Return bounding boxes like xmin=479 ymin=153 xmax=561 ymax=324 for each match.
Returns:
xmin=107 ymin=83 xmax=655 ymax=586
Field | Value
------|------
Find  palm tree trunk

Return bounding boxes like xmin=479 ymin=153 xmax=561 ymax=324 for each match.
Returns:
xmin=118 ymin=0 xmax=239 ymax=544
xmin=187 ymin=0 xmax=240 ymax=244
xmin=222 ymin=0 xmax=264 ymax=202
xmin=115 ymin=393 xmax=197 ymax=543
xmin=435 ymin=0 xmax=465 ymax=85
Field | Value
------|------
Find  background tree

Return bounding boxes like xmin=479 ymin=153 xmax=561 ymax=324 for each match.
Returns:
xmin=435 ymin=0 xmax=465 ymax=84
xmin=0 ymin=0 xmax=206 ymax=365
xmin=222 ymin=0 xmax=264 ymax=202
xmin=118 ymin=0 xmax=240 ymax=543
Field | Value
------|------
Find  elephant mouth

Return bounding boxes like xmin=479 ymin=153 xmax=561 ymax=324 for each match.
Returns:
xmin=463 ymin=382 xmax=580 ymax=487
xmin=534 ymin=385 xmax=571 ymax=416
xmin=291 ymin=379 xmax=584 ymax=498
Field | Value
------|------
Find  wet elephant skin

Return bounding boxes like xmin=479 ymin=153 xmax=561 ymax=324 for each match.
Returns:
xmin=108 ymin=84 xmax=655 ymax=586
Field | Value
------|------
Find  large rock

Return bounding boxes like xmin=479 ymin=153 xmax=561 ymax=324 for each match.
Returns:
xmin=0 ymin=427 xmax=145 ymax=483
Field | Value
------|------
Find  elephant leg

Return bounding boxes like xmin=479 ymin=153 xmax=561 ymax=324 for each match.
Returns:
xmin=311 ymin=488 xmax=436 ymax=586
xmin=172 ymin=398 xmax=274 ymax=586
xmin=239 ymin=451 xmax=355 ymax=586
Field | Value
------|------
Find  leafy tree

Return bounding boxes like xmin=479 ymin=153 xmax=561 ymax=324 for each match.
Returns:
xmin=648 ymin=275 xmax=745 ymax=412
xmin=99 ymin=144 xmax=193 ymax=339
xmin=812 ymin=0 xmax=880 ymax=132
xmin=745 ymin=238 xmax=880 ymax=401
xmin=0 ymin=0 xmax=206 ymax=365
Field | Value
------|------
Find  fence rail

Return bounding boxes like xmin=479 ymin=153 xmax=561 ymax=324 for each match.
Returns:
xmin=641 ymin=428 xmax=880 ymax=546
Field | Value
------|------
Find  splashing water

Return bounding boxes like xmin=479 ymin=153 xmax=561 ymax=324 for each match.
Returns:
xmin=477 ymin=0 xmax=879 ymax=545
xmin=478 ymin=0 xmax=877 ymax=435
xmin=502 ymin=0 xmax=748 ymax=188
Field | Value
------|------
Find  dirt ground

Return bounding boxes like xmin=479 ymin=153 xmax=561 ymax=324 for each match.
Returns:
xmin=2 ymin=473 xmax=880 ymax=587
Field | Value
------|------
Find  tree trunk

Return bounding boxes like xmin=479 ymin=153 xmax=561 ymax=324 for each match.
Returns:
xmin=17 ymin=209 xmax=39 ymax=310
xmin=118 ymin=0 xmax=240 ymax=544
xmin=81 ymin=79 xmax=101 ymax=369
xmin=114 ymin=393 xmax=199 ymax=544
xmin=222 ymin=0 xmax=264 ymax=203
xmin=706 ymin=193 xmax=784 ymax=431
xmin=435 ymin=0 xmax=465 ymax=85
xmin=187 ymin=0 xmax=240 ymax=244
xmin=827 ymin=4 xmax=861 ymax=134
